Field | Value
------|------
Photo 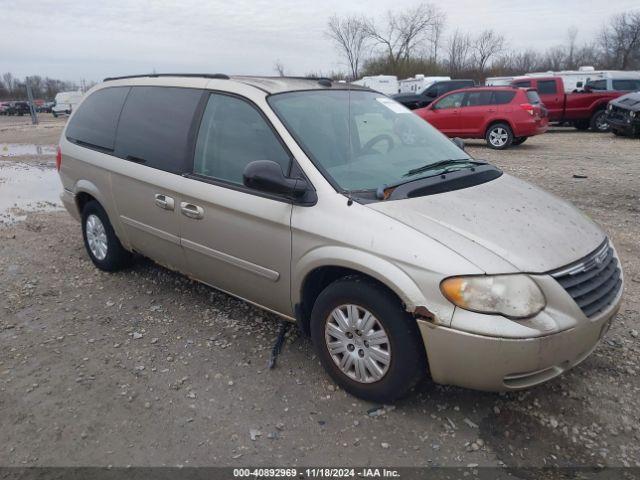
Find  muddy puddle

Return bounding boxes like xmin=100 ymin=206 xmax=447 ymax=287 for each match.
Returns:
xmin=0 ymin=161 xmax=63 ymax=225
xmin=1 ymin=143 xmax=57 ymax=157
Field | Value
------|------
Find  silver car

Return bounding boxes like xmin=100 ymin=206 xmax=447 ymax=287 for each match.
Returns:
xmin=57 ymin=74 xmax=624 ymax=402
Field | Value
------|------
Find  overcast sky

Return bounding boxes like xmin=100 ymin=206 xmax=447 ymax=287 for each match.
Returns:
xmin=2 ymin=0 xmax=640 ymax=82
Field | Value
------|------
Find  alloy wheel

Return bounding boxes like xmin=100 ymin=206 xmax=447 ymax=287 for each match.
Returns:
xmin=86 ymin=214 xmax=108 ymax=260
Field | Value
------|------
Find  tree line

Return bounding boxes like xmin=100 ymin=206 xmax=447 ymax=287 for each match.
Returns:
xmin=325 ymin=4 xmax=640 ymax=82
xmin=0 ymin=73 xmax=95 ymax=101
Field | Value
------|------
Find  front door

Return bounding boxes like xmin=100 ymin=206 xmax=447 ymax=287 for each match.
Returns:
xmin=427 ymin=92 xmax=466 ymax=135
xmin=179 ymin=93 xmax=294 ymax=316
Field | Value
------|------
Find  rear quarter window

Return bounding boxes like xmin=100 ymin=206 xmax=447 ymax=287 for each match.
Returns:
xmin=115 ymin=86 xmax=203 ymax=174
xmin=65 ymin=87 xmax=130 ymax=150
xmin=526 ymin=90 xmax=541 ymax=104
xmin=492 ymin=91 xmax=516 ymax=104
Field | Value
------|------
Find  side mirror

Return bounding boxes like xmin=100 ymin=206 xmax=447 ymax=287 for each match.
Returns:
xmin=243 ymin=160 xmax=309 ymax=198
xmin=452 ymin=137 xmax=465 ymax=151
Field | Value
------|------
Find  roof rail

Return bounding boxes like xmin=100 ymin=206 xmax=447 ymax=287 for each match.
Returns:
xmin=103 ymin=73 xmax=230 ymax=82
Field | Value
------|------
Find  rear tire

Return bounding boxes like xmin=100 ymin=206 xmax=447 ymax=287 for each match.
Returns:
xmin=512 ymin=136 xmax=528 ymax=146
xmin=310 ymin=276 xmax=427 ymax=403
xmin=81 ymin=200 xmax=132 ymax=271
xmin=589 ymin=110 xmax=610 ymax=132
xmin=485 ymin=123 xmax=513 ymax=150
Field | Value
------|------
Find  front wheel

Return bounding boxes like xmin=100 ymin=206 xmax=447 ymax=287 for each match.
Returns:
xmin=81 ymin=200 xmax=132 ymax=271
xmin=310 ymin=277 xmax=427 ymax=402
xmin=512 ymin=136 xmax=528 ymax=146
xmin=485 ymin=123 xmax=513 ymax=150
xmin=590 ymin=110 xmax=610 ymax=132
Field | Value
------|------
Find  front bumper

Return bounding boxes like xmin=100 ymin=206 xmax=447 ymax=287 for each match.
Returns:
xmin=607 ymin=115 xmax=639 ymax=134
xmin=418 ymin=295 xmax=621 ymax=391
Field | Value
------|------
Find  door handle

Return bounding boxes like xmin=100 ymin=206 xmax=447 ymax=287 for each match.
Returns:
xmin=180 ymin=202 xmax=204 ymax=220
xmin=154 ymin=194 xmax=175 ymax=211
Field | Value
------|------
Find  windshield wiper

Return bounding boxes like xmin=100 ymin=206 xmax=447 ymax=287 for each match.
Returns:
xmin=376 ymin=159 xmax=489 ymax=200
xmin=402 ymin=159 xmax=486 ymax=178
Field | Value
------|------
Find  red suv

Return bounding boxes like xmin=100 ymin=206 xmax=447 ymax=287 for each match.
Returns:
xmin=414 ymin=87 xmax=548 ymax=149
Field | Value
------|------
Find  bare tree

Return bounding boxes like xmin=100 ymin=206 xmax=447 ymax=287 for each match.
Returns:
xmin=428 ymin=10 xmax=446 ymax=63
xmin=446 ymin=30 xmax=471 ymax=74
xmin=326 ymin=14 xmax=369 ymax=79
xmin=274 ymin=60 xmax=286 ymax=77
xmin=2 ymin=72 xmax=15 ymax=97
xmin=600 ymin=12 xmax=640 ymax=69
xmin=472 ymin=29 xmax=505 ymax=72
xmin=566 ymin=26 xmax=578 ymax=69
xmin=364 ymin=3 xmax=443 ymax=66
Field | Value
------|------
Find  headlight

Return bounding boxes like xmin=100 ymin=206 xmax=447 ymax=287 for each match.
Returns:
xmin=607 ymin=104 xmax=613 ymax=111
xmin=630 ymin=111 xmax=636 ymax=118
xmin=440 ymin=274 xmax=546 ymax=319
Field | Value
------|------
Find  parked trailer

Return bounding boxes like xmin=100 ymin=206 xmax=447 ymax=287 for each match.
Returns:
xmin=351 ymin=75 xmax=399 ymax=95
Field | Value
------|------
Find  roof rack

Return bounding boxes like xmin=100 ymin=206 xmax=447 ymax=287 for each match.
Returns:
xmin=103 ymin=73 xmax=230 ymax=82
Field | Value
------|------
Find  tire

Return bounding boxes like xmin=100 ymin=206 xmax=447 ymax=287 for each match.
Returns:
xmin=485 ymin=123 xmax=513 ymax=150
xmin=589 ymin=110 xmax=610 ymax=132
xmin=512 ymin=136 xmax=528 ymax=146
xmin=81 ymin=200 xmax=132 ymax=271
xmin=52 ymin=112 xmax=58 ymax=118
xmin=574 ymin=120 xmax=590 ymax=131
xmin=310 ymin=276 xmax=427 ymax=402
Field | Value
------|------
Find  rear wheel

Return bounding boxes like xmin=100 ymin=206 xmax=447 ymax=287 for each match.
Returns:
xmin=485 ymin=123 xmax=513 ymax=150
xmin=81 ymin=200 xmax=132 ymax=271
xmin=310 ymin=277 xmax=427 ymax=402
xmin=512 ymin=136 xmax=528 ymax=146
xmin=590 ymin=110 xmax=610 ymax=132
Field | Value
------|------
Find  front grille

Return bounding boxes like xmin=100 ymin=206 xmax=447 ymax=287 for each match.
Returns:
xmin=608 ymin=106 xmax=631 ymax=122
xmin=551 ymin=239 xmax=622 ymax=318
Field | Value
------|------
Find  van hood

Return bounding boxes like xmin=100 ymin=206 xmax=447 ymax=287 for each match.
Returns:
xmin=368 ymin=174 xmax=605 ymax=273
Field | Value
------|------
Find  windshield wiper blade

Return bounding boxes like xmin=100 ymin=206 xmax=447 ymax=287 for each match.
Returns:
xmin=402 ymin=159 xmax=485 ymax=178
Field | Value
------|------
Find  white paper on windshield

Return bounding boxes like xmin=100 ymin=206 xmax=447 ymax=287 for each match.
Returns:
xmin=376 ymin=97 xmax=410 ymax=114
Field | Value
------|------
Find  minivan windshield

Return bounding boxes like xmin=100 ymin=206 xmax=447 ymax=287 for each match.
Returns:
xmin=268 ymin=90 xmax=475 ymax=192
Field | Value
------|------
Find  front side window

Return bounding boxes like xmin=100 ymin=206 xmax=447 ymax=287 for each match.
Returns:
xmin=193 ymin=94 xmax=291 ymax=185
xmin=433 ymin=92 xmax=465 ymax=110
xmin=268 ymin=90 xmax=475 ymax=192
xmin=612 ymin=79 xmax=640 ymax=91
xmin=514 ymin=80 xmax=531 ymax=88
xmin=66 ymin=87 xmax=129 ymax=150
xmin=115 ymin=86 xmax=202 ymax=173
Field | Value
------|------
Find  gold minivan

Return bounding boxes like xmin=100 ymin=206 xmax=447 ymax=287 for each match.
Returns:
xmin=58 ymin=74 xmax=623 ymax=402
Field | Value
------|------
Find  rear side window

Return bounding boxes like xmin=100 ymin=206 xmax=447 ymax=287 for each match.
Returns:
xmin=464 ymin=91 xmax=492 ymax=106
xmin=526 ymin=90 xmax=541 ymax=104
xmin=492 ymin=91 xmax=516 ymax=104
xmin=193 ymin=94 xmax=291 ymax=185
xmin=66 ymin=87 xmax=130 ymax=151
xmin=115 ymin=86 xmax=202 ymax=173
xmin=537 ymin=80 xmax=557 ymax=95
xmin=612 ymin=79 xmax=640 ymax=91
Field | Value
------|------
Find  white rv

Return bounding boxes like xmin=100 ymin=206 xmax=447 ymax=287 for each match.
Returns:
xmin=485 ymin=76 xmax=515 ymax=86
xmin=351 ymin=75 xmax=399 ymax=95
xmin=52 ymin=91 xmax=84 ymax=117
xmin=398 ymin=75 xmax=450 ymax=94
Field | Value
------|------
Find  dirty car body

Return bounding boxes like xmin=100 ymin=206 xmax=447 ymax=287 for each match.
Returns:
xmin=606 ymin=91 xmax=640 ymax=137
xmin=57 ymin=75 xmax=624 ymax=400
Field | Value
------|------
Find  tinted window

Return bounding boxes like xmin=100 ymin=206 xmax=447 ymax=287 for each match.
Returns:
xmin=513 ymin=80 xmax=531 ymax=88
xmin=433 ymin=92 xmax=465 ymax=109
xmin=66 ymin=87 xmax=129 ymax=150
xmin=537 ymin=80 xmax=557 ymax=95
xmin=493 ymin=91 xmax=516 ymax=104
xmin=464 ymin=91 xmax=493 ymax=107
xmin=115 ymin=86 xmax=202 ymax=173
xmin=612 ymin=79 xmax=640 ymax=91
xmin=526 ymin=90 xmax=541 ymax=104
xmin=194 ymin=94 xmax=290 ymax=185
xmin=587 ymin=79 xmax=606 ymax=90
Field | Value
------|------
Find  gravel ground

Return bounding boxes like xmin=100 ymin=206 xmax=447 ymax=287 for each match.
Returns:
xmin=1 ymin=115 xmax=639 ymax=468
